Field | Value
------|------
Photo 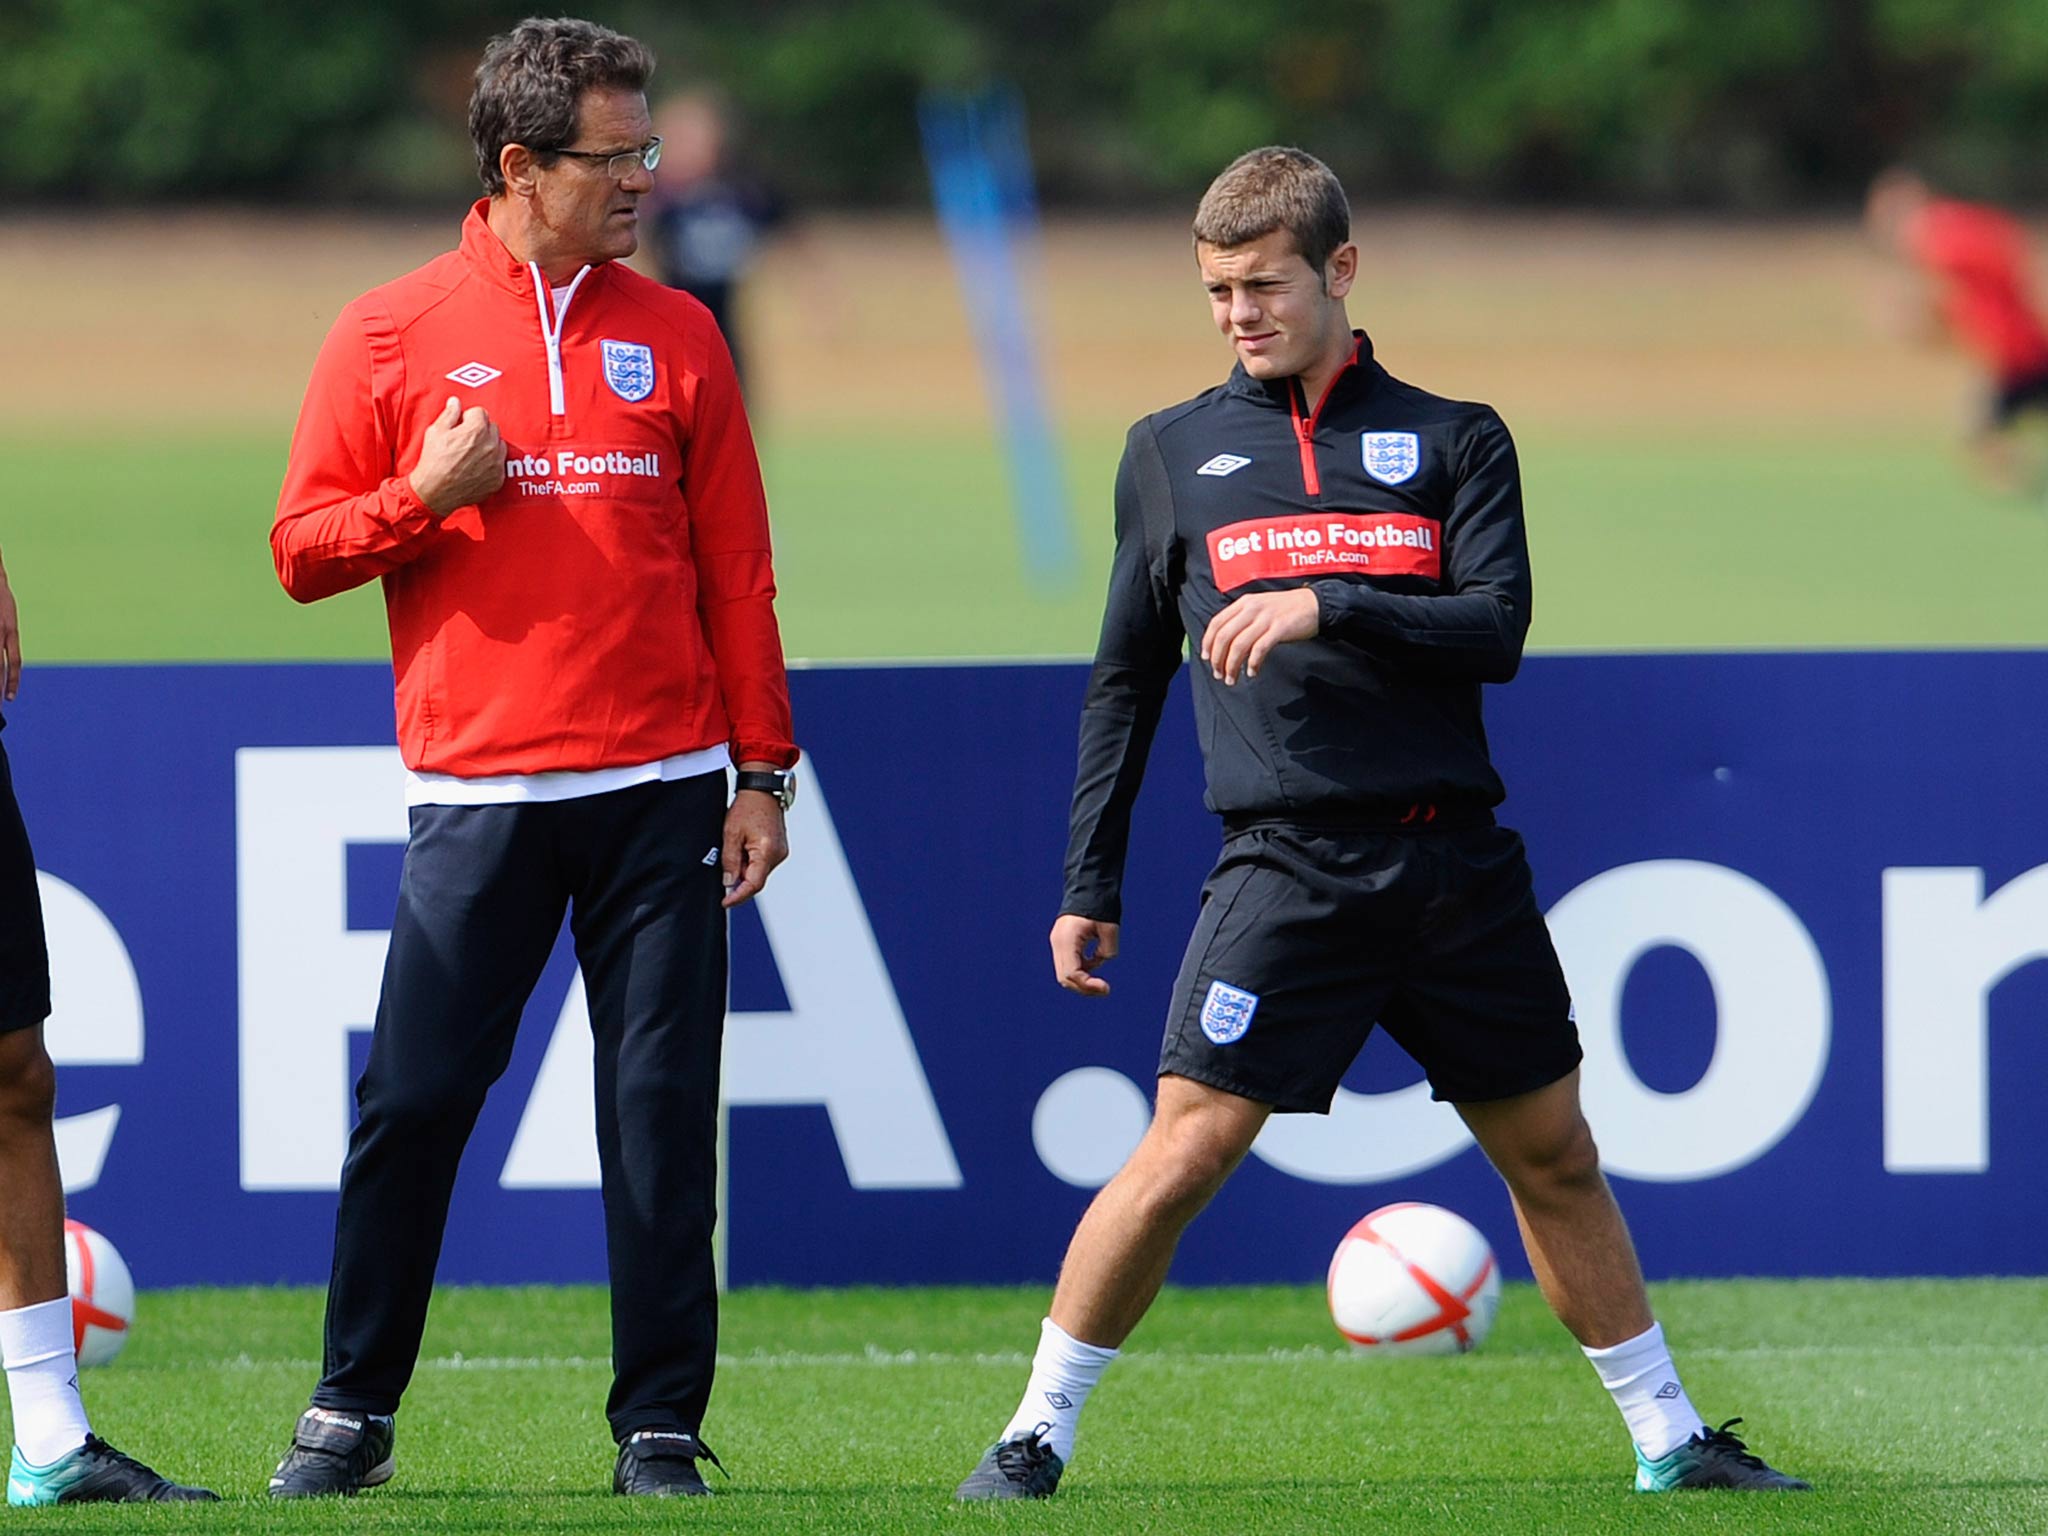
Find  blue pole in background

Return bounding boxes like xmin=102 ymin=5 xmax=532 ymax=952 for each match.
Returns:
xmin=919 ymin=85 xmax=1077 ymax=591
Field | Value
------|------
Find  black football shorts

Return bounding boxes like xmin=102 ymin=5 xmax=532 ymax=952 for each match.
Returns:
xmin=0 ymin=735 xmax=52 ymax=1034
xmin=1158 ymin=819 xmax=1580 ymax=1112
xmin=1990 ymin=367 xmax=2048 ymax=428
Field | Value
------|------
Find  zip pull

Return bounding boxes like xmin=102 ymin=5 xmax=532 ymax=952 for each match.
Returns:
xmin=527 ymin=261 xmax=593 ymax=418
xmin=1291 ymin=397 xmax=1322 ymax=496
xmin=1287 ymin=338 xmax=1362 ymax=498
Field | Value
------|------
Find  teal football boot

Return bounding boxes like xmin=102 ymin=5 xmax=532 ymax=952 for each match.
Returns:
xmin=1635 ymin=1419 xmax=1811 ymax=1492
xmin=8 ymin=1437 xmax=217 ymax=1504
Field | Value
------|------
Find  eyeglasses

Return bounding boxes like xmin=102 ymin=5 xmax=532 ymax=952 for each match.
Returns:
xmin=544 ymin=136 xmax=663 ymax=180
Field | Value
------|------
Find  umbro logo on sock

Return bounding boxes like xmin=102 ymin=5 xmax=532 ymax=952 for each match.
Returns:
xmin=1655 ymin=1382 xmax=1681 ymax=1400
xmin=1043 ymin=1391 xmax=1073 ymax=1410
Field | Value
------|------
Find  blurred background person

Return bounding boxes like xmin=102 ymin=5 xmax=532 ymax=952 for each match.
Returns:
xmin=647 ymin=88 xmax=787 ymax=394
xmin=1866 ymin=166 xmax=2048 ymax=490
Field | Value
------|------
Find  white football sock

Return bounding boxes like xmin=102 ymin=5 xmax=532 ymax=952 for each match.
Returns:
xmin=1 ymin=1297 xmax=92 ymax=1466
xmin=1001 ymin=1317 xmax=1119 ymax=1464
xmin=1583 ymin=1321 xmax=1702 ymax=1461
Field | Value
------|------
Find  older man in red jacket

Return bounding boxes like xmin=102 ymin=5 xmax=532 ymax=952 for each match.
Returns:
xmin=267 ymin=17 xmax=796 ymax=1500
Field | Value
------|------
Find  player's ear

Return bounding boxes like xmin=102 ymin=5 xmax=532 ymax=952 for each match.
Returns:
xmin=500 ymin=142 xmax=540 ymax=198
xmin=1324 ymin=242 xmax=1359 ymax=301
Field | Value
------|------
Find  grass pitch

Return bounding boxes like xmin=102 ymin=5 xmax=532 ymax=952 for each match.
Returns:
xmin=4 ymin=422 xmax=2047 ymax=668
xmin=8 ymin=1280 xmax=2045 ymax=1532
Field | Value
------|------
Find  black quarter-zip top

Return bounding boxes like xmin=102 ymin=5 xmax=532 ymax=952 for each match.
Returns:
xmin=1061 ymin=331 xmax=1534 ymax=922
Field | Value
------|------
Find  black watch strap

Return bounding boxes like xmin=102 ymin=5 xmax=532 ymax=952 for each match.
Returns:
xmin=733 ymin=769 xmax=795 ymax=809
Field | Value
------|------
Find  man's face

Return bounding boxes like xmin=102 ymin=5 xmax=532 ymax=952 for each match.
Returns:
xmin=531 ymin=87 xmax=656 ymax=265
xmin=1197 ymin=231 xmax=1355 ymax=381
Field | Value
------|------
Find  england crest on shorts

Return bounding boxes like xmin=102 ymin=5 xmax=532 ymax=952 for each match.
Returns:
xmin=601 ymin=339 xmax=655 ymax=403
xmin=1200 ymin=980 xmax=1260 ymax=1045
xmin=1362 ymin=431 xmax=1420 ymax=485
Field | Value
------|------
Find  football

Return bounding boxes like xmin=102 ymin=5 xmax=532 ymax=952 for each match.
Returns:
xmin=63 ymin=1219 xmax=135 ymax=1368
xmin=1327 ymin=1202 xmax=1501 ymax=1356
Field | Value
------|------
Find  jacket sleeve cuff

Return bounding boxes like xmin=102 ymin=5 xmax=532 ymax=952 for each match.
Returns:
xmin=732 ymin=738 xmax=800 ymax=770
xmin=1314 ymin=579 xmax=1372 ymax=638
xmin=385 ymin=475 xmax=439 ymax=531
xmin=1059 ymin=892 xmax=1123 ymax=924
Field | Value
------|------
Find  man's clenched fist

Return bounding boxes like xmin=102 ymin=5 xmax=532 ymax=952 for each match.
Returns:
xmin=409 ymin=395 xmax=506 ymax=517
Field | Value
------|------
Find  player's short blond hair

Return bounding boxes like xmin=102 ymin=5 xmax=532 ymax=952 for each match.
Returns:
xmin=1192 ymin=147 xmax=1351 ymax=272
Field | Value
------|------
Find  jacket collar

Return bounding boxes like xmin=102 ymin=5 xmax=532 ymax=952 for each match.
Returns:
xmin=458 ymin=198 xmax=609 ymax=302
xmin=1224 ymin=329 xmax=1380 ymax=410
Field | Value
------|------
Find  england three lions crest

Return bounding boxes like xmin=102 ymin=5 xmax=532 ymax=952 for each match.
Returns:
xmin=1362 ymin=431 xmax=1420 ymax=485
xmin=1199 ymin=980 xmax=1260 ymax=1045
xmin=601 ymin=339 xmax=655 ymax=403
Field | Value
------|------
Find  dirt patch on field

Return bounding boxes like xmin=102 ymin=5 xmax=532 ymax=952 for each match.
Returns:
xmin=1 ymin=208 xmax=1981 ymax=438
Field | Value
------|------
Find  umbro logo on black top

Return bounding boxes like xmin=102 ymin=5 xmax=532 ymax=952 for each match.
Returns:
xmin=1196 ymin=453 xmax=1251 ymax=476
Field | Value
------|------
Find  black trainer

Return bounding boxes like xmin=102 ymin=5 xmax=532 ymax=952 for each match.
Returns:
xmin=1634 ymin=1419 xmax=1812 ymax=1492
xmin=7 ymin=1436 xmax=217 ymax=1504
xmin=268 ymin=1407 xmax=395 ymax=1498
xmin=954 ymin=1426 xmax=1065 ymax=1501
xmin=613 ymin=1430 xmax=725 ymax=1497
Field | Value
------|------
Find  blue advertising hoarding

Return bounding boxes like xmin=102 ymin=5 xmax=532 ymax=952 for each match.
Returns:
xmin=9 ymin=655 xmax=2047 ymax=1288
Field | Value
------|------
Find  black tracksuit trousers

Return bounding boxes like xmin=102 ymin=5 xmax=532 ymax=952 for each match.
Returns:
xmin=310 ymin=771 xmax=727 ymax=1442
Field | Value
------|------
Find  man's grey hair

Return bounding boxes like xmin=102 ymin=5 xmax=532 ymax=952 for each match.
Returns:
xmin=469 ymin=17 xmax=655 ymax=195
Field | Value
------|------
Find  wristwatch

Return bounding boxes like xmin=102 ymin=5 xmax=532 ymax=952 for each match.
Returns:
xmin=733 ymin=768 xmax=797 ymax=811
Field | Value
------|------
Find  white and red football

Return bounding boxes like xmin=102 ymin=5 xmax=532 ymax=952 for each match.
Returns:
xmin=1327 ymin=1202 xmax=1501 ymax=1356
xmin=63 ymin=1219 xmax=135 ymax=1368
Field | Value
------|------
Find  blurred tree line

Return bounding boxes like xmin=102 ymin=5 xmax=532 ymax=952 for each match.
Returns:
xmin=6 ymin=0 xmax=2048 ymax=207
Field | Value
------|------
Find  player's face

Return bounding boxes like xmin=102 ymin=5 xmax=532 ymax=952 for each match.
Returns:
xmin=534 ymin=88 xmax=657 ymax=266
xmin=1198 ymin=232 xmax=1357 ymax=382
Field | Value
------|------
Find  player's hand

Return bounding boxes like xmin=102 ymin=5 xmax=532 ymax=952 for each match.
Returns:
xmin=1051 ymin=914 xmax=1119 ymax=996
xmin=409 ymin=395 xmax=506 ymax=517
xmin=720 ymin=787 xmax=789 ymax=909
xmin=0 ymin=563 xmax=19 ymax=702
xmin=1200 ymin=587 xmax=1320 ymax=685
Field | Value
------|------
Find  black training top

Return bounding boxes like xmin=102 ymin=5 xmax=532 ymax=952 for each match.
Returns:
xmin=1060 ymin=331 xmax=1533 ymax=922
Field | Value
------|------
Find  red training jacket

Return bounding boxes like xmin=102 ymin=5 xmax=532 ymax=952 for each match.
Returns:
xmin=1908 ymin=198 xmax=2048 ymax=384
xmin=274 ymin=201 xmax=798 ymax=776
